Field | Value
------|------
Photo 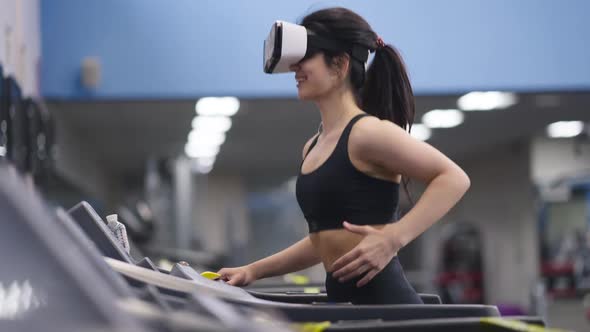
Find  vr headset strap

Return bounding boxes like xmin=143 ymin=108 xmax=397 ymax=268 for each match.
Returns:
xmin=307 ymin=34 xmax=369 ymax=63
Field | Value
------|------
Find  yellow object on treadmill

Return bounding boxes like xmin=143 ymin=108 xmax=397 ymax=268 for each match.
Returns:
xmin=200 ymin=271 xmax=221 ymax=280
xmin=480 ymin=318 xmax=569 ymax=332
xmin=303 ymin=287 xmax=321 ymax=294
xmin=285 ymin=273 xmax=310 ymax=285
xmin=292 ymin=321 xmax=331 ymax=332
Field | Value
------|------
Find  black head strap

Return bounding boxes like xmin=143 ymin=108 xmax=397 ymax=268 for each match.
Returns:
xmin=307 ymin=33 xmax=369 ymax=63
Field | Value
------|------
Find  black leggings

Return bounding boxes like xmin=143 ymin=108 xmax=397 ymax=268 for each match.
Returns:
xmin=325 ymin=256 xmax=424 ymax=305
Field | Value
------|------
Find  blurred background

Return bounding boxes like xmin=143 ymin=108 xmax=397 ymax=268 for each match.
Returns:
xmin=1 ymin=0 xmax=590 ymax=330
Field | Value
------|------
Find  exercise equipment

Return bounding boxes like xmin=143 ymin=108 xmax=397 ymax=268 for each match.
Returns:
xmin=0 ymin=164 xmax=292 ymax=331
xmin=4 ymin=75 xmax=27 ymax=172
xmin=67 ymin=201 xmax=506 ymax=323
xmin=0 ymin=164 xmax=552 ymax=331
xmin=0 ymin=65 xmax=7 ymax=161
xmin=23 ymin=99 xmax=53 ymax=179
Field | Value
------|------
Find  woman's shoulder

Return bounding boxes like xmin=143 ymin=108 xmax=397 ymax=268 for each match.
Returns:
xmin=348 ymin=115 xmax=408 ymax=155
xmin=350 ymin=114 xmax=401 ymax=141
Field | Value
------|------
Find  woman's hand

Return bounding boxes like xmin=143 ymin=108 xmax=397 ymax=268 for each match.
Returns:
xmin=330 ymin=221 xmax=402 ymax=288
xmin=217 ymin=265 xmax=258 ymax=287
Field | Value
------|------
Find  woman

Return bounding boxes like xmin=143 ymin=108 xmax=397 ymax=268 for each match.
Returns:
xmin=217 ymin=7 xmax=470 ymax=305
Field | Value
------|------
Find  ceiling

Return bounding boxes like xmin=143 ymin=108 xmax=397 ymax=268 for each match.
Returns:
xmin=47 ymin=92 xmax=590 ymax=186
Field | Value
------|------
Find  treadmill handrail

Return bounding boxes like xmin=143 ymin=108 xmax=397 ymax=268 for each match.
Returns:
xmin=106 ymin=258 xmax=501 ymax=322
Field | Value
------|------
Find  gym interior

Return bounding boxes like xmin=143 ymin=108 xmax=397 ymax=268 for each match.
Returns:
xmin=1 ymin=1 xmax=589 ymax=331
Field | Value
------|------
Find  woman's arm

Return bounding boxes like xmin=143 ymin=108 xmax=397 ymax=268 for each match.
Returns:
xmin=352 ymin=118 xmax=470 ymax=247
xmin=219 ymin=135 xmax=325 ymax=286
xmin=250 ymin=133 xmax=325 ymax=279
xmin=249 ymin=236 xmax=322 ymax=280
xmin=385 ymin=166 xmax=470 ymax=249
xmin=218 ymin=236 xmax=321 ymax=286
xmin=331 ymin=117 xmax=470 ymax=286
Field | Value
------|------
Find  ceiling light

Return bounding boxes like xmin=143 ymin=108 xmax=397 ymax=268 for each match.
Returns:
xmin=196 ymin=156 xmax=216 ymax=168
xmin=187 ymin=130 xmax=226 ymax=146
xmin=458 ymin=91 xmax=517 ymax=111
xmin=191 ymin=156 xmax=216 ymax=174
xmin=192 ymin=116 xmax=232 ymax=132
xmin=422 ymin=109 xmax=464 ymax=128
xmin=194 ymin=163 xmax=214 ymax=174
xmin=410 ymin=124 xmax=432 ymax=141
xmin=546 ymin=121 xmax=584 ymax=138
xmin=196 ymin=97 xmax=240 ymax=116
xmin=184 ymin=142 xmax=220 ymax=158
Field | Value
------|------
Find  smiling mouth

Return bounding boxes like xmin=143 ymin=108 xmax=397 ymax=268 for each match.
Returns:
xmin=295 ymin=74 xmax=307 ymax=85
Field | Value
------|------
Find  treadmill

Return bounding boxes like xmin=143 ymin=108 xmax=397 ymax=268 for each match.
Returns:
xmin=67 ymin=201 xmax=507 ymax=322
xmin=0 ymin=164 xmax=146 ymax=331
xmin=107 ymin=255 xmax=549 ymax=331
xmin=0 ymin=164 xmax=548 ymax=332
xmin=56 ymin=186 xmax=548 ymax=331
xmin=55 ymin=209 xmax=290 ymax=332
xmin=0 ymin=164 xmax=291 ymax=332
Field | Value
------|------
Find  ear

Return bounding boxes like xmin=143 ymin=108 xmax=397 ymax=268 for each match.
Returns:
xmin=339 ymin=54 xmax=351 ymax=76
xmin=330 ymin=54 xmax=351 ymax=81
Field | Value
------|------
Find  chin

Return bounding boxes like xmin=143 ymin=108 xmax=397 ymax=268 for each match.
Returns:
xmin=296 ymin=89 xmax=309 ymax=100
xmin=297 ymin=92 xmax=311 ymax=100
xmin=297 ymin=87 xmax=320 ymax=101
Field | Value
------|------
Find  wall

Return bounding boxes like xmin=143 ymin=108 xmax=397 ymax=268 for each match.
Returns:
xmin=192 ymin=174 xmax=250 ymax=263
xmin=421 ymin=139 xmax=539 ymax=308
xmin=0 ymin=0 xmax=41 ymax=97
xmin=51 ymin=107 xmax=122 ymax=206
xmin=41 ymin=0 xmax=590 ymax=99
xmin=531 ymin=136 xmax=590 ymax=187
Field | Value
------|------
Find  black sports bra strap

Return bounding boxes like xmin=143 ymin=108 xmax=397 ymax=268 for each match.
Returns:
xmin=344 ymin=113 xmax=370 ymax=135
xmin=303 ymin=134 xmax=320 ymax=160
xmin=303 ymin=113 xmax=368 ymax=160
xmin=338 ymin=113 xmax=370 ymax=147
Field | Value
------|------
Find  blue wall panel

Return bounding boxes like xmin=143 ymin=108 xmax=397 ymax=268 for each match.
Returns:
xmin=41 ymin=0 xmax=590 ymax=99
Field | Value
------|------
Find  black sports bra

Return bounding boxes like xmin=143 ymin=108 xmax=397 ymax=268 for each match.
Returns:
xmin=295 ymin=114 xmax=400 ymax=233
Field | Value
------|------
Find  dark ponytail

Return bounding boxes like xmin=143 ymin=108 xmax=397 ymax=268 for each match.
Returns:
xmin=301 ymin=7 xmax=416 ymax=203
xmin=363 ymin=44 xmax=415 ymax=204
xmin=362 ymin=45 xmax=415 ymax=133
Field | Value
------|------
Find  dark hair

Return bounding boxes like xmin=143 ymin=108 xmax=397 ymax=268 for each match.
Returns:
xmin=300 ymin=7 xmax=416 ymax=203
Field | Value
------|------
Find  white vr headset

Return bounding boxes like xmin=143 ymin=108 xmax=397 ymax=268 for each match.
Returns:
xmin=263 ymin=20 xmax=370 ymax=74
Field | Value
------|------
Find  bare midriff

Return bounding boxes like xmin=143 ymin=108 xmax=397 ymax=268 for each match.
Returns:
xmin=309 ymin=224 xmax=389 ymax=272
